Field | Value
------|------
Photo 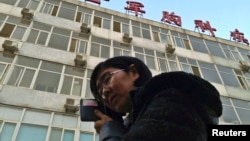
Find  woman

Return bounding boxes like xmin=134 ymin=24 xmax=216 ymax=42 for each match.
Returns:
xmin=90 ymin=56 xmax=222 ymax=141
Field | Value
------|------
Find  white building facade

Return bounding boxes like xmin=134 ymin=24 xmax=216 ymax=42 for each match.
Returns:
xmin=0 ymin=0 xmax=250 ymax=140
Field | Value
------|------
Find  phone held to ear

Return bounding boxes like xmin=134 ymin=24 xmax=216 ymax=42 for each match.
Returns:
xmin=79 ymin=99 xmax=125 ymax=122
xmin=80 ymin=99 xmax=99 ymax=121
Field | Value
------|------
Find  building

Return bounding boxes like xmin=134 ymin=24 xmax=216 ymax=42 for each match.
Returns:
xmin=0 ymin=0 xmax=250 ymax=140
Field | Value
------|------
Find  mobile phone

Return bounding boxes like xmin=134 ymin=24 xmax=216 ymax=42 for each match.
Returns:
xmin=79 ymin=99 xmax=99 ymax=121
xmin=79 ymin=99 xmax=125 ymax=122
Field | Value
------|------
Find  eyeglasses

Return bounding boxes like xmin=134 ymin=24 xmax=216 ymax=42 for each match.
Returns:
xmin=98 ymin=69 xmax=125 ymax=99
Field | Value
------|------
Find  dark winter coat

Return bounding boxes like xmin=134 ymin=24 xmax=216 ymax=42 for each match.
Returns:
xmin=99 ymin=71 xmax=223 ymax=141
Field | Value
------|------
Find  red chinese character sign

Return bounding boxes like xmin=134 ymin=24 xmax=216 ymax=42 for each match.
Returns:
xmin=124 ymin=1 xmax=146 ymax=17
xmin=85 ymin=0 xmax=101 ymax=5
xmin=194 ymin=20 xmax=216 ymax=37
xmin=230 ymin=29 xmax=249 ymax=45
xmin=85 ymin=0 xmax=110 ymax=5
xmin=161 ymin=11 xmax=182 ymax=27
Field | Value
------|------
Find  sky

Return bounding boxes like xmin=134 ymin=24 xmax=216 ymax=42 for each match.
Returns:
xmin=83 ymin=0 xmax=250 ymax=43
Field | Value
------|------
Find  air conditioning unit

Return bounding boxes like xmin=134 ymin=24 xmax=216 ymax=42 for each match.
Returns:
xmin=239 ymin=60 xmax=250 ymax=72
xmin=122 ymin=33 xmax=132 ymax=43
xmin=74 ymin=54 xmax=87 ymax=68
xmin=64 ymin=98 xmax=79 ymax=114
xmin=80 ymin=23 xmax=91 ymax=34
xmin=2 ymin=40 xmax=18 ymax=58
xmin=21 ymin=8 xmax=33 ymax=20
xmin=165 ymin=44 xmax=175 ymax=53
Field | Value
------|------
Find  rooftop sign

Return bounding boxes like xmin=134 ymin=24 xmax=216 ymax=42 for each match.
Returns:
xmin=124 ymin=1 xmax=145 ymax=17
xmin=161 ymin=11 xmax=182 ymax=27
xmin=83 ymin=0 xmax=249 ymax=46
xmin=194 ymin=20 xmax=217 ymax=37
xmin=230 ymin=29 xmax=249 ymax=45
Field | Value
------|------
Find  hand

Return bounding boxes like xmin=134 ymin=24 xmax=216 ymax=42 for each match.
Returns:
xmin=94 ymin=109 xmax=113 ymax=133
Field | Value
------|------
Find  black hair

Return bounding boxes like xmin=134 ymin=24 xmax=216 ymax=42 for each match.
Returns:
xmin=90 ymin=56 xmax=152 ymax=101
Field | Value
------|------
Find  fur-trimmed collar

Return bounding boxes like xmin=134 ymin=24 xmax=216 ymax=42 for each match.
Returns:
xmin=129 ymin=71 xmax=222 ymax=123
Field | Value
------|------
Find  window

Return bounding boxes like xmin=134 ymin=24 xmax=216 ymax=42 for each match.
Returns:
xmin=205 ymin=39 xmax=226 ymax=58
xmin=0 ymin=106 xmax=106 ymax=140
xmin=16 ymin=124 xmax=47 ymax=141
xmin=173 ymin=36 xmax=183 ymax=48
xmin=113 ymin=16 xmax=129 ymax=34
xmin=17 ymin=0 xmax=40 ymax=10
xmin=0 ymin=122 xmax=16 ymax=141
xmin=131 ymin=21 xmax=152 ymax=39
xmin=221 ymin=44 xmax=242 ymax=61
xmin=220 ymin=44 xmax=236 ymax=61
xmin=76 ymin=6 xmax=92 ymax=24
xmin=8 ymin=66 xmax=36 ymax=87
xmin=0 ymin=53 xmax=13 ymax=84
xmin=23 ymin=110 xmax=51 ymax=125
xmin=151 ymin=26 xmax=160 ymax=42
xmin=234 ymin=108 xmax=250 ymax=124
xmin=0 ymin=62 xmax=10 ymax=84
xmin=63 ymin=130 xmax=74 ymax=141
xmin=12 ymin=26 xmax=27 ymax=40
xmin=34 ymin=61 xmax=62 ymax=93
xmin=189 ymin=36 xmax=209 ymax=54
xmin=0 ymin=16 xmax=28 ymax=40
xmin=49 ymin=128 xmax=63 ymax=141
xmin=156 ymin=53 xmax=169 ymax=72
xmin=238 ymin=48 xmax=250 ymax=62
xmin=156 ymin=51 xmax=178 ymax=72
xmin=113 ymin=21 xmax=121 ymax=32
xmin=152 ymin=31 xmax=160 ymax=42
xmin=6 ymin=56 xmax=88 ymax=95
xmin=27 ymin=22 xmax=51 ymax=45
xmin=34 ymin=70 xmax=59 ymax=93
xmin=231 ymin=99 xmax=250 ymax=124
xmin=93 ymin=11 xmax=111 ymax=29
xmin=70 ymin=32 xmax=88 ymax=54
xmin=0 ymin=105 xmax=23 ymax=122
xmin=141 ymin=23 xmax=151 ymax=39
xmin=80 ymin=132 xmax=94 ymax=141
xmin=0 ymin=0 xmax=17 ymax=5
xmin=52 ymin=114 xmax=78 ymax=128
xmin=178 ymin=57 xmax=201 ymax=77
xmin=93 ymin=16 xmax=101 ymax=27
xmin=58 ymin=2 xmax=76 ymax=21
xmin=40 ymin=0 xmax=60 ymax=16
xmin=85 ymin=69 xmax=94 ymax=98
xmin=243 ymin=72 xmax=250 ymax=91
xmin=160 ymin=33 xmax=170 ymax=44
xmin=49 ymin=128 xmax=75 ymax=141
xmin=234 ymin=69 xmax=250 ymax=90
xmin=219 ymin=96 xmax=240 ymax=124
xmin=60 ymin=66 xmax=85 ymax=96
xmin=7 ymin=56 xmax=39 ymax=88
xmin=90 ymin=36 xmax=110 ymax=58
xmin=171 ymin=31 xmax=191 ymax=50
xmin=132 ymin=20 xmax=141 ymax=37
xmin=0 ymin=16 xmax=29 ymax=40
xmin=113 ymin=41 xmax=131 ymax=56
xmin=159 ymin=28 xmax=170 ymax=44
xmin=217 ymin=65 xmax=241 ymax=88
xmin=198 ymin=61 xmax=222 ymax=84
xmin=90 ymin=43 xmax=110 ymax=58
xmin=0 ymin=14 xmax=7 ymax=29
xmin=134 ymin=46 xmax=156 ymax=70
xmin=48 ymin=27 xmax=70 ymax=51
xmin=103 ymin=19 xmax=111 ymax=29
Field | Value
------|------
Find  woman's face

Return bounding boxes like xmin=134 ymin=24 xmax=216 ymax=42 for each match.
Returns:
xmin=96 ymin=65 xmax=139 ymax=113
